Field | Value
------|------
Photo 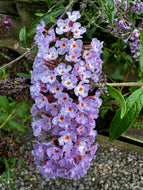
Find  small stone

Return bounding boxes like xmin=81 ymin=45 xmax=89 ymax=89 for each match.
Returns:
xmin=112 ymin=173 xmax=117 ymax=177
xmin=79 ymin=184 xmax=84 ymax=190
xmin=55 ymin=180 xmax=61 ymax=186
xmin=91 ymin=177 xmax=96 ymax=182
xmin=73 ymin=181 xmax=77 ymax=187
xmin=128 ymin=157 xmax=133 ymax=162
xmin=108 ymin=160 xmax=113 ymax=165
xmin=104 ymin=184 xmax=109 ymax=190
xmin=19 ymin=187 xmax=25 ymax=190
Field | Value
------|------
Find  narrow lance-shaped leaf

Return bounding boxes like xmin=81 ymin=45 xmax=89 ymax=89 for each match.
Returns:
xmin=46 ymin=0 xmax=51 ymax=9
xmin=27 ymin=7 xmax=65 ymax=38
xmin=106 ymin=0 xmax=115 ymax=25
xmin=109 ymin=88 xmax=143 ymax=141
xmin=19 ymin=26 xmax=27 ymax=48
xmin=0 ymin=53 xmax=11 ymax=61
xmin=139 ymin=29 xmax=143 ymax=79
xmin=94 ymin=0 xmax=106 ymax=10
xmin=9 ymin=184 xmax=16 ymax=190
xmin=8 ymin=120 xmax=27 ymax=134
xmin=30 ymin=45 xmax=38 ymax=53
xmin=106 ymin=85 xmax=126 ymax=118
xmin=127 ymin=0 xmax=130 ymax=9
xmin=0 ymin=95 xmax=11 ymax=113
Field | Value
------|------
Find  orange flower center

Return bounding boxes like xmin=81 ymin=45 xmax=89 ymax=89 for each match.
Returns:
xmin=66 ymin=81 xmax=71 ymax=85
xmin=71 ymin=55 xmax=76 ymax=59
xmin=68 ymin=107 xmax=72 ymax=111
xmin=64 ymin=136 xmax=69 ymax=140
xmin=86 ymin=52 xmax=90 ymax=57
xmin=63 ymin=97 xmax=67 ymax=101
xmin=73 ymin=44 xmax=77 ymax=48
xmin=79 ymin=113 xmax=82 ymax=117
xmin=81 ymin=74 xmax=84 ymax=78
xmin=54 ymin=149 xmax=59 ymax=153
xmin=56 ymin=87 xmax=60 ymax=91
xmin=81 ymin=102 xmax=85 ymax=107
xmin=60 ymin=116 xmax=64 ymax=121
xmin=79 ymin=87 xmax=83 ymax=92
xmin=87 ymin=63 xmax=90 ymax=67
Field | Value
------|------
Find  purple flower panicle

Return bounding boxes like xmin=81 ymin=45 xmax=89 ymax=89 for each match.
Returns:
xmin=30 ymin=10 xmax=103 ymax=179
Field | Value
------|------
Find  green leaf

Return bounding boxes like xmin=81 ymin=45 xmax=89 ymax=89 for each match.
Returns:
xmin=19 ymin=159 xmax=25 ymax=168
xmin=106 ymin=85 xmax=126 ymax=118
xmin=17 ymin=72 xmax=30 ymax=79
xmin=0 ymin=175 xmax=5 ymax=183
xmin=16 ymin=103 xmax=26 ymax=120
xmin=10 ymin=157 xmax=17 ymax=168
xmin=0 ymin=96 xmax=11 ymax=113
xmin=35 ymin=13 xmax=44 ymax=17
xmin=19 ymin=26 xmax=27 ymax=48
xmin=30 ymin=45 xmax=38 ymax=53
xmin=109 ymin=88 xmax=143 ymax=141
xmin=109 ymin=69 xmax=124 ymax=80
xmin=8 ymin=120 xmax=27 ymax=134
xmin=0 ymin=113 xmax=8 ymax=121
xmin=5 ymin=169 xmax=10 ymax=185
xmin=27 ymin=7 xmax=65 ymax=38
xmin=9 ymin=184 xmax=16 ymax=190
xmin=4 ymin=158 xmax=9 ymax=170
xmin=0 ymin=108 xmax=16 ymax=129
xmin=50 ymin=16 xmax=57 ymax=24
xmin=139 ymin=30 xmax=143 ymax=79
xmin=0 ymin=53 xmax=11 ymax=61
xmin=127 ymin=0 xmax=130 ymax=9
xmin=94 ymin=0 xmax=106 ymax=10
xmin=4 ymin=158 xmax=10 ymax=185
xmin=106 ymin=0 xmax=115 ymax=25
xmin=46 ymin=0 xmax=51 ymax=9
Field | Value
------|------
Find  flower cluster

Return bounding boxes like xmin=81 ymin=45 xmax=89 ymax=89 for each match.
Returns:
xmin=113 ymin=0 xmax=143 ymax=61
xmin=30 ymin=11 xmax=103 ymax=179
xmin=131 ymin=0 xmax=143 ymax=14
xmin=0 ymin=77 xmax=29 ymax=100
xmin=0 ymin=135 xmax=34 ymax=173
xmin=0 ymin=15 xmax=12 ymax=38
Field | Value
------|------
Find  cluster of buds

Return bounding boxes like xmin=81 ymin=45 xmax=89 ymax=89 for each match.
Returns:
xmin=30 ymin=11 xmax=103 ymax=179
xmin=131 ymin=0 xmax=143 ymax=14
xmin=0 ymin=15 xmax=12 ymax=38
xmin=0 ymin=136 xmax=34 ymax=169
xmin=113 ymin=0 xmax=143 ymax=62
xmin=0 ymin=77 xmax=29 ymax=100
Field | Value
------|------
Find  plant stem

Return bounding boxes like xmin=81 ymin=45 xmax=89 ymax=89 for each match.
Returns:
xmin=106 ymin=82 xmax=143 ymax=87
xmin=0 ymin=50 xmax=30 ymax=71
xmin=0 ymin=108 xmax=16 ymax=129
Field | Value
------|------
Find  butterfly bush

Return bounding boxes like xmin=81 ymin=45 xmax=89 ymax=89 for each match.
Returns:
xmin=113 ymin=0 xmax=143 ymax=62
xmin=30 ymin=11 xmax=103 ymax=179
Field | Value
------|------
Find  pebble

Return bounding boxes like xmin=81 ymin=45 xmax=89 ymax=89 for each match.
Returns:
xmin=107 ymin=160 xmax=113 ymax=165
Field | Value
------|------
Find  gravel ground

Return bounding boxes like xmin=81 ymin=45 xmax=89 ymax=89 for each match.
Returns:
xmin=1 ymin=129 xmax=143 ymax=190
